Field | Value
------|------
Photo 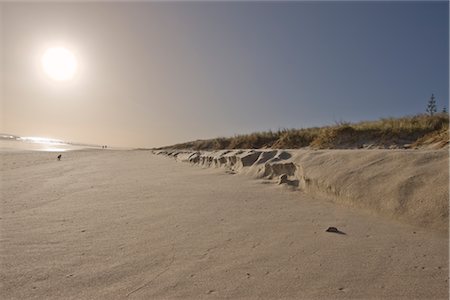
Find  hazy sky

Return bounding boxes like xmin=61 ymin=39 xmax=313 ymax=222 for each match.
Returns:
xmin=1 ymin=1 xmax=448 ymax=148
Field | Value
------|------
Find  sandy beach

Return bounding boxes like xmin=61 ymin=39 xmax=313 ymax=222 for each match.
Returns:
xmin=1 ymin=150 xmax=448 ymax=299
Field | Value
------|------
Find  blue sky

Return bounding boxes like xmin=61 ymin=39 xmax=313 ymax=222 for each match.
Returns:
xmin=174 ymin=1 xmax=448 ymax=127
xmin=3 ymin=1 xmax=449 ymax=147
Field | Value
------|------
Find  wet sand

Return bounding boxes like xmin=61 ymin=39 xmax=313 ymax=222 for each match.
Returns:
xmin=1 ymin=150 xmax=448 ymax=299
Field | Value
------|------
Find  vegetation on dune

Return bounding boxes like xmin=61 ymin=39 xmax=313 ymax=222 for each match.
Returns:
xmin=157 ymin=114 xmax=449 ymax=150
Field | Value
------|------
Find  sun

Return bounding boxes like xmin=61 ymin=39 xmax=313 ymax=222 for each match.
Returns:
xmin=41 ymin=47 xmax=77 ymax=81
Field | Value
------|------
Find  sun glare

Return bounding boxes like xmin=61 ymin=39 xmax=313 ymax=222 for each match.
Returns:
xmin=41 ymin=47 xmax=77 ymax=81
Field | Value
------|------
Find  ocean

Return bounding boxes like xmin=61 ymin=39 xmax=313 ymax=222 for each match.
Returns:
xmin=0 ymin=134 xmax=105 ymax=152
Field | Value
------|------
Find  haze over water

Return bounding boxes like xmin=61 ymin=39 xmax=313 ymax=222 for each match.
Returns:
xmin=0 ymin=134 xmax=105 ymax=152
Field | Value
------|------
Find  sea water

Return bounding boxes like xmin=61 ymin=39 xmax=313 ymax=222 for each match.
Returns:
xmin=0 ymin=134 xmax=104 ymax=152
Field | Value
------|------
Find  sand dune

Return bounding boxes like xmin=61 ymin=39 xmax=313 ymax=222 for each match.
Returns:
xmin=1 ymin=150 xmax=448 ymax=299
xmin=156 ymin=149 xmax=449 ymax=233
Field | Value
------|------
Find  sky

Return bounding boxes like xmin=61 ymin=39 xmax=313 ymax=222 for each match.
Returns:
xmin=1 ymin=1 xmax=448 ymax=148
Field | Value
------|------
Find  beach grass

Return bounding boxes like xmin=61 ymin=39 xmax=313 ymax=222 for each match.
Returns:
xmin=158 ymin=114 xmax=449 ymax=150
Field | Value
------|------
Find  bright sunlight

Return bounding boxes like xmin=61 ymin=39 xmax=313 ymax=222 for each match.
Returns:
xmin=41 ymin=47 xmax=77 ymax=81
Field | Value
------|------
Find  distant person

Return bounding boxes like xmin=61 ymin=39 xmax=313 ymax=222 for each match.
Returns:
xmin=57 ymin=154 xmax=62 ymax=161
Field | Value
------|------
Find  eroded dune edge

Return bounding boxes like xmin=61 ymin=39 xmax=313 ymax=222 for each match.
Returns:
xmin=154 ymin=149 xmax=449 ymax=233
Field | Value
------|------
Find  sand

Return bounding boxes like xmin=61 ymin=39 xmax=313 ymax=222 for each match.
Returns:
xmin=160 ymin=149 xmax=449 ymax=232
xmin=1 ymin=150 xmax=448 ymax=299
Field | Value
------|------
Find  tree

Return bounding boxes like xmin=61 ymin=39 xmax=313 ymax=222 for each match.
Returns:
xmin=426 ymin=94 xmax=437 ymax=116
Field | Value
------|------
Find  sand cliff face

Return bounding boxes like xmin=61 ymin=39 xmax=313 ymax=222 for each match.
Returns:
xmin=155 ymin=149 xmax=449 ymax=233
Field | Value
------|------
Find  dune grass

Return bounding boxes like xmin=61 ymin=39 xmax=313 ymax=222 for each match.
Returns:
xmin=158 ymin=114 xmax=449 ymax=150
